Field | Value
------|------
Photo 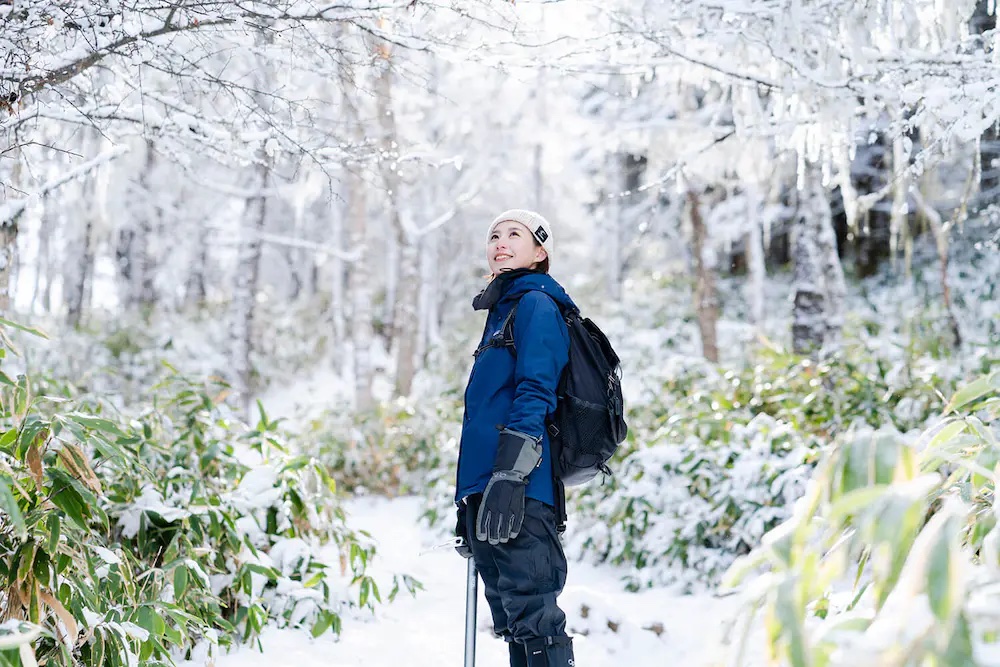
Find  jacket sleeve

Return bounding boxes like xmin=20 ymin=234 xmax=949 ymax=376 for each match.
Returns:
xmin=504 ymin=292 xmax=569 ymax=439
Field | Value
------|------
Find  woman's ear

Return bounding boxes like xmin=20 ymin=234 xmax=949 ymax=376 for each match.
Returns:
xmin=535 ymin=247 xmax=548 ymax=263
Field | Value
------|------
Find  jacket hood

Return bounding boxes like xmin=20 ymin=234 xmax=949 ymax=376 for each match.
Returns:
xmin=472 ymin=269 xmax=577 ymax=313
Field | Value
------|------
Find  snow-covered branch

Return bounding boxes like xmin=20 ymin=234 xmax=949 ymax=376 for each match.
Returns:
xmin=1 ymin=144 xmax=130 ymax=226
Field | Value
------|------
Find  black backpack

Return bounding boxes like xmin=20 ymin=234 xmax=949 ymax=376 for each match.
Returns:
xmin=493 ymin=300 xmax=628 ymax=486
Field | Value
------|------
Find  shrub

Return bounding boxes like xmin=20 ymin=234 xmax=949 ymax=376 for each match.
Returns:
xmin=0 ymin=319 xmax=404 ymax=667
xmin=565 ymin=344 xmax=952 ymax=590
xmin=723 ymin=369 xmax=1000 ymax=665
xmin=303 ymin=392 xmax=463 ymax=497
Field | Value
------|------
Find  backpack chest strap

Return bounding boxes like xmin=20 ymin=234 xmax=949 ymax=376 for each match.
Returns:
xmin=472 ymin=304 xmax=519 ymax=358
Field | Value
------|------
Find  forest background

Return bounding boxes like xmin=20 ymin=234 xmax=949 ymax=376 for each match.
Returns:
xmin=1 ymin=1 xmax=999 ymax=666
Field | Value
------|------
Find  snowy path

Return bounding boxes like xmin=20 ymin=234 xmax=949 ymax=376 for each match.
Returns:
xmin=206 ymin=496 xmax=760 ymax=667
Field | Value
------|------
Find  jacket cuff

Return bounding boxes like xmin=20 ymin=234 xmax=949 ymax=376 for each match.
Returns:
xmin=494 ymin=428 xmax=542 ymax=478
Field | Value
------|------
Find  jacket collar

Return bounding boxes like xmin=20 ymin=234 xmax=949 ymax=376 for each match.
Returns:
xmin=471 ymin=269 xmax=537 ymax=311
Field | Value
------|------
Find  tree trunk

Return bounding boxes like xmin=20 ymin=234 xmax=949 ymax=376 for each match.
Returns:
xmin=229 ymin=27 xmax=274 ymax=417
xmin=744 ymin=187 xmax=766 ymax=330
xmin=230 ymin=155 xmax=268 ymax=416
xmin=606 ymin=157 xmax=623 ymax=301
xmin=374 ymin=47 xmax=419 ymax=396
xmin=347 ymin=166 xmax=373 ymax=411
xmin=971 ymin=1 xmax=1000 ymax=204
xmin=116 ymin=139 xmax=158 ymax=315
xmin=890 ymin=132 xmax=909 ymax=272
xmin=65 ymin=212 xmax=94 ymax=328
xmin=340 ymin=32 xmax=374 ymax=411
xmin=185 ymin=222 xmax=209 ymax=308
xmin=911 ymin=188 xmax=962 ymax=347
xmin=0 ymin=145 xmax=21 ymax=316
xmin=792 ymin=169 xmax=845 ymax=354
xmin=0 ymin=221 xmax=16 ymax=317
xmin=323 ymin=185 xmax=347 ymax=366
xmin=31 ymin=197 xmax=53 ymax=314
xmin=687 ymin=190 xmax=719 ymax=363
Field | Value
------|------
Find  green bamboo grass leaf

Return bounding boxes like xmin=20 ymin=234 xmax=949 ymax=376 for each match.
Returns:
xmin=945 ymin=371 xmax=1000 ymax=414
xmin=827 ymin=486 xmax=889 ymax=525
xmin=775 ymin=578 xmax=810 ymax=667
xmin=173 ymin=565 xmax=188 ymax=600
xmin=0 ymin=476 xmax=27 ymax=540
xmin=927 ymin=529 xmax=956 ymax=623
xmin=0 ymin=318 xmax=49 ymax=339
xmin=64 ymin=413 xmax=125 ymax=437
xmin=0 ymin=428 xmax=17 ymax=450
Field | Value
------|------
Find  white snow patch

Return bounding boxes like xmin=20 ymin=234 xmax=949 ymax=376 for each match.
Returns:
xmin=179 ymin=496 xmax=766 ymax=667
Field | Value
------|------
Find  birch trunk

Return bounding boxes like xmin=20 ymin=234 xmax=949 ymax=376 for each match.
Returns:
xmin=31 ymin=197 xmax=53 ymax=314
xmin=606 ymin=156 xmax=623 ymax=301
xmin=911 ymin=188 xmax=962 ymax=347
xmin=813 ymin=175 xmax=846 ymax=346
xmin=0 ymin=145 xmax=21 ymax=315
xmin=374 ymin=48 xmax=419 ymax=396
xmin=347 ymin=165 xmax=373 ymax=411
xmin=890 ymin=133 xmax=910 ymax=272
xmin=340 ymin=34 xmax=374 ymax=410
xmin=0 ymin=221 xmax=15 ymax=316
xmin=324 ymin=187 xmax=347 ymax=364
xmin=65 ymin=208 xmax=94 ymax=328
xmin=792 ymin=169 xmax=845 ymax=353
xmin=64 ymin=133 xmax=99 ymax=328
xmin=687 ymin=190 xmax=719 ymax=363
xmin=116 ymin=139 xmax=158 ymax=314
xmin=971 ymin=1 xmax=999 ymax=203
xmin=230 ymin=155 xmax=268 ymax=416
xmin=185 ymin=222 xmax=209 ymax=308
xmin=229 ymin=27 xmax=273 ymax=417
xmin=744 ymin=187 xmax=766 ymax=330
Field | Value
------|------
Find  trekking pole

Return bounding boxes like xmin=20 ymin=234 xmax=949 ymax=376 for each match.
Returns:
xmin=464 ymin=556 xmax=478 ymax=667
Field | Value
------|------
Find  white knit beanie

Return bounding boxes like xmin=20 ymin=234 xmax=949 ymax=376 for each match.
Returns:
xmin=487 ymin=209 xmax=554 ymax=262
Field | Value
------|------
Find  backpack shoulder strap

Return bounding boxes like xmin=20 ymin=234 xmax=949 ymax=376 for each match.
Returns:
xmin=473 ymin=302 xmax=520 ymax=358
xmin=499 ymin=302 xmax=519 ymax=352
xmin=490 ymin=293 xmax=570 ymax=357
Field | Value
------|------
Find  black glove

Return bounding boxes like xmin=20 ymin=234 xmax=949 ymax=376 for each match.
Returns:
xmin=476 ymin=429 xmax=542 ymax=546
xmin=455 ymin=503 xmax=472 ymax=558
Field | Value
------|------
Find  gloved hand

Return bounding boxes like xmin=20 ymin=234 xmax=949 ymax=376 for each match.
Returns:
xmin=455 ymin=503 xmax=472 ymax=558
xmin=476 ymin=429 xmax=542 ymax=546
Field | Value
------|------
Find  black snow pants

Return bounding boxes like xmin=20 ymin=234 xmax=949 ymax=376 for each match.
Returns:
xmin=464 ymin=494 xmax=569 ymax=644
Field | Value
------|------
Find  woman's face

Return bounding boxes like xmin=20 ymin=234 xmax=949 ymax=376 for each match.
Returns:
xmin=487 ymin=220 xmax=548 ymax=276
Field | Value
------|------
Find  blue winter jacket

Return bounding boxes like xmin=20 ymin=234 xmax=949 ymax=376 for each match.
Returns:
xmin=455 ymin=270 xmax=577 ymax=507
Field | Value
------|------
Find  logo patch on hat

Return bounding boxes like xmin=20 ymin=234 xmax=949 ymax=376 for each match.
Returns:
xmin=534 ymin=226 xmax=549 ymax=243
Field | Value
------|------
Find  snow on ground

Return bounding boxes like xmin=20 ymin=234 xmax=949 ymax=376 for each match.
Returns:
xmin=202 ymin=495 xmax=763 ymax=667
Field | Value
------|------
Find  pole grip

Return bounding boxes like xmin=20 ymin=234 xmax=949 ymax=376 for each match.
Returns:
xmin=464 ymin=557 xmax=478 ymax=667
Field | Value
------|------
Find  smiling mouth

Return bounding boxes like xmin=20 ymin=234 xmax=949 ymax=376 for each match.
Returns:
xmin=494 ymin=254 xmax=512 ymax=261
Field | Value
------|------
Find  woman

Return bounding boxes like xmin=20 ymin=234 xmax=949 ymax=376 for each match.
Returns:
xmin=454 ymin=209 xmax=577 ymax=667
